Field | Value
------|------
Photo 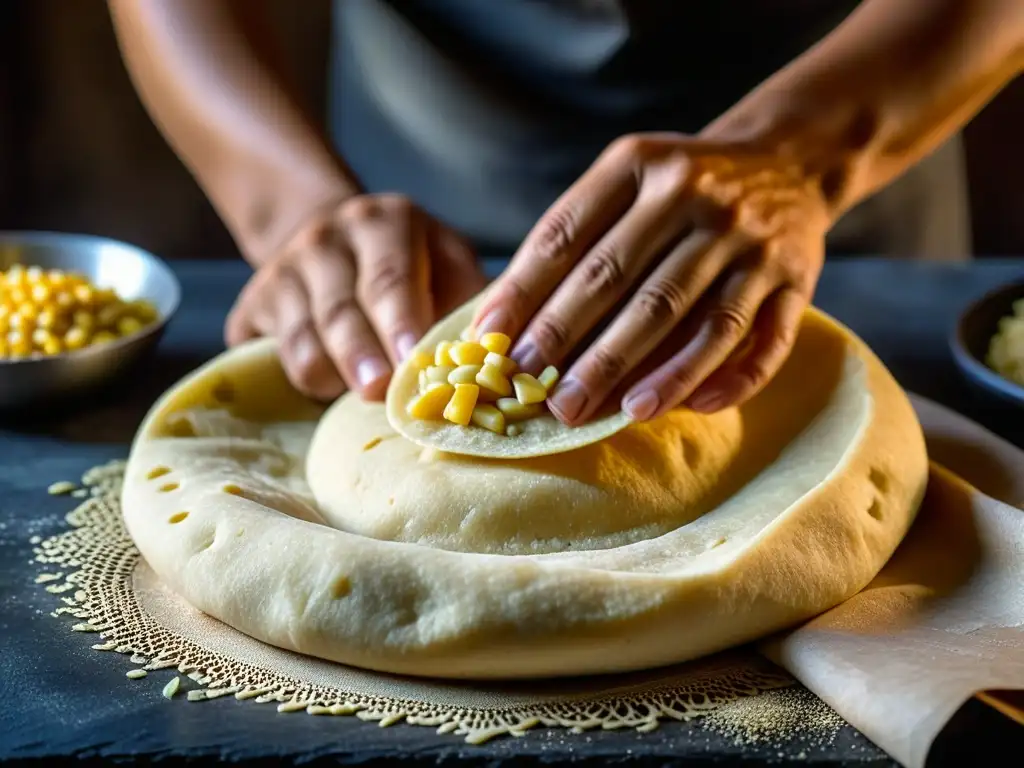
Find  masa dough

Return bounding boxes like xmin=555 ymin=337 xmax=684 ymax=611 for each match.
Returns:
xmin=122 ymin=301 xmax=928 ymax=680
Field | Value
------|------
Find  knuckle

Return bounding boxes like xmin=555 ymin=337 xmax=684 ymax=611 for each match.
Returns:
xmin=360 ymin=260 xmax=413 ymax=300
xmin=530 ymin=206 xmax=578 ymax=264
xmin=315 ymin=295 xmax=360 ymax=333
xmin=529 ymin=314 xmax=572 ymax=357
xmin=607 ymin=133 xmax=646 ymax=161
xmin=706 ymin=302 xmax=752 ymax=341
xmin=580 ymin=247 xmax=627 ymax=298
xmin=586 ymin=345 xmax=629 ymax=383
xmin=290 ymin=219 xmax=339 ymax=251
xmin=635 ymin=279 xmax=689 ymax=326
xmin=376 ymin=193 xmax=414 ymax=213
xmin=340 ymin=195 xmax=384 ymax=222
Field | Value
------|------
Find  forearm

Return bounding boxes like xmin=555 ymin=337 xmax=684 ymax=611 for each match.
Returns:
xmin=703 ymin=0 xmax=1024 ymax=221
xmin=108 ymin=0 xmax=359 ymax=265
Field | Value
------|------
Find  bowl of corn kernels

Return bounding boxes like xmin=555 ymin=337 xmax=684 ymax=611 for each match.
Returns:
xmin=0 ymin=231 xmax=180 ymax=409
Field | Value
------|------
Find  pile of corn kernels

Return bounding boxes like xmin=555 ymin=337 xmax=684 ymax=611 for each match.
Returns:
xmin=0 ymin=264 xmax=159 ymax=360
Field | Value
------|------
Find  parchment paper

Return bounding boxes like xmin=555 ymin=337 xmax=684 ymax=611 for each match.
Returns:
xmin=763 ymin=394 xmax=1024 ymax=767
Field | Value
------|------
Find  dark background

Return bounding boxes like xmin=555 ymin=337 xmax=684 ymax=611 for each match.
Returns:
xmin=0 ymin=0 xmax=1022 ymax=262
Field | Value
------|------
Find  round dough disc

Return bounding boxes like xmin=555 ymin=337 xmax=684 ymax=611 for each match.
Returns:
xmin=122 ymin=305 xmax=928 ymax=680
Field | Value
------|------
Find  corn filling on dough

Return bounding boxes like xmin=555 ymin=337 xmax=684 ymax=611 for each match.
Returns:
xmin=121 ymin=293 xmax=928 ymax=680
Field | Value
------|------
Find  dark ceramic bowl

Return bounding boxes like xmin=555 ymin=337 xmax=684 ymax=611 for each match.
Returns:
xmin=951 ymin=279 xmax=1024 ymax=406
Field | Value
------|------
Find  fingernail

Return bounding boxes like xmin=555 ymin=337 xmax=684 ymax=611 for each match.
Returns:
xmin=623 ymin=390 xmax=660 ymax=421
xmin=356 ymin=357 xmax=390 ymax=390
xmin=688 ymin=390 xmax=724 ymax=413
xmin=476 ymin=308 xmax=511 ymax=335
xmin=395 ymin=333 xmax=417 ymax=361
xmin=511 ymin=339 xmax=545 ymax=374
xmin=549 ymin=377 xmax=587 ymax=423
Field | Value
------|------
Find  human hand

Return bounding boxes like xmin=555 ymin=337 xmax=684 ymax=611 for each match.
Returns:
xmin=226 ymin=194 xmax=486 ymax=401
xmin=472 ymin=133 xmax=831 ymax=425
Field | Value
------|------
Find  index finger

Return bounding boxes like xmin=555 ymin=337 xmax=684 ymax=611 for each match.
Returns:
xmin=473 ymin=146 xmax=638 ymax=339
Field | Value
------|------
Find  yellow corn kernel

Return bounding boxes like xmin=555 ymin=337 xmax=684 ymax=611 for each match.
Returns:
xmin=480 ymin=332 xmax=511 ymax=356
xmin=447 ymin=364 xmax=482 ymax=385
xmin=443 ymin=383 xmax=479 ymax=426
xmin=94 ymin=287 xmax=119 ymax=306
xmin=506 ymin=423 xmax=524 ymax=437
xmin=0 ymin=338 xmax=7 ymax=357
xmin=434 ymin=340 xmax=455 ymax=366
xmin=538 ymin=365 xmax=560 ymax=391
xmin=64 ymin=326 xmax=89 ymax=351
xmin=7 ymin=331 xmax=31 ymax=356
xmin=5 ymin=265 xmax=25 ymax=284
xmin=91 ymin=331 xmax=117 ymax=346
xmin=8 ymin=286 xmax=27 ymax=305
xmin=116 ymin=316 xmax=144 ymax=337
xmin=129 ymin=299 xmax=158 ymax=323
xmin=475 ymin=363 xmax=512 ymax=397
xmin=54 ymin=291 xmax=75 ymax=310
xmin=470 ymin=404 xmax=506 ymax=434
xmin=35 ymin=308 xmax=59 ymax=330
xmin=496 ymin=397 xmax=543 ymax=421
xmin=72 ymin=310 xmax=95 ymax=332
xmin=46 ymin=269 xmax=66 ymax=287
xmin=512 ymin=372 xmax=547 ymax=405
xmin=32 ymin=328 xmax=55 ymax=348
xmin=449 ymin=341 xmax=487 ymax=366
xmin=25 ymin=265 xmax=44 ymax=283
xmin=96 ymin=303 xmax=122 ymax=328
xmin=483 ymin=351 xmax=517 ymax=377
xmin=417 ymin=369 xmax=428 ymax=392
xmin=30 ymin=283 xmax=52 ymax=304
xmin=42 ymin=337 xmax=62 ymax=356
xmin=424 ymin=365 xmax=455 ymax=386
xmin=72 ymin=284 xmax=94 ymax=306
xmin=408 ymin=350 xmax=434 ymax=370
xmin=408 ymin=383 xmax=454 ymax=420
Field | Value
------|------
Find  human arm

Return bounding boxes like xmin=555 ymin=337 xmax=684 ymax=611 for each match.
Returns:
xmin=108 ymin=0 xmax=484 ymax=399
xmin=474 ymin=0 xmax=1024 ymax=425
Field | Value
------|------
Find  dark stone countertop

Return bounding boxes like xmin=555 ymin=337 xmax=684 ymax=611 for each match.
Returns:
xmin=2 ymin=257 xmax=1022 ymax=767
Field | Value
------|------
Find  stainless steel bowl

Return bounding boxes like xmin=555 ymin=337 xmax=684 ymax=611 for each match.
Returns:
xmin=0 ymin=231 xmax=181 ymax=411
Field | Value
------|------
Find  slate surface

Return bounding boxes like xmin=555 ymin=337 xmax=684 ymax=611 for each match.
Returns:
xmin=2 ymin=257 xmax=1023 ymax=767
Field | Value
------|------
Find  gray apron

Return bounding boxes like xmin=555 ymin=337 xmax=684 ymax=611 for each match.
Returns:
xmin=327 ymin=0 xmax=970 ymax=260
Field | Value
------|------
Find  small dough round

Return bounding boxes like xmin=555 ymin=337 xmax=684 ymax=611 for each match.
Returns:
xmin=122 ymin=304 xmax=928 ymax=680
xmin=385 ymin=296 xmax=630 ymax=459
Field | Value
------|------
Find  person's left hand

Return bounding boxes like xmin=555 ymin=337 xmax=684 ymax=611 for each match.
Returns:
xmin=472 ymin=132 xmax=832 ymax=425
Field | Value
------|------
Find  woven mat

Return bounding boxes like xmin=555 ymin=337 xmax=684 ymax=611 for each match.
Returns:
xmin=29 ymin=460 xmax=845 ymax=746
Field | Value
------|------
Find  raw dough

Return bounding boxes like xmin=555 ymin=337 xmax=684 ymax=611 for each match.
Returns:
xmin=122 ymin=303 xmax=928 ymax=680
xmin=386 ymin=297 xmax=631 ymax=458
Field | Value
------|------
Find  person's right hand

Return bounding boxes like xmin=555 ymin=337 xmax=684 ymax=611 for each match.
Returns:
xmin=225 ymin=194 xmax=486 ymax=401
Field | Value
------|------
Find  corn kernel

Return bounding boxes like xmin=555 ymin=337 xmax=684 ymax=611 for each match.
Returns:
xmin=512 ymin=373 xmax=547 ymax=405
xmin=46 ymin=269 xmax=66 ymax=287
xmin=35 ymin=308 xmax=59 ymax=330
xmin=0 ymin=338 xmax=7 ymax=357
xmin=449 ymin=341 xmax=487 ymax=366
xmin=425 ymin=365 xmax=455 ymax=385
xmin=496 ymin=397 xmax=543 ymax=421
xmin=117 ymin=316 xmax=144 ymax=337
xmin=470 ymin=404 xmax=506 ymax=434
xmin=17 ymin=303 xmax=38 ymax=322
xmin=434 ymin=340 xmax=455 ymax=366
xmin=129 ymin=299 xmax=158 ymax=322
xmin=407 ymin=383 xmax=454 ymax=420
xmin=8 ymin=286 xmax=27 ymax=305
xmin=538 ymin=365 xmax=560 ymax=391
xmin=96 ymin=304 xmax=122 ymax=328
xmin=72 ymin=310 xmax=95 ymax=332
xmin=418 ymin=369 xmax=428 ymax=392
xmin=408 ymin=350 xmax=434 ymax=370
xmin=5 ymin=265 xmax=25 ymax=284
xmin=30 ymin=283 xmax=52 ymax=303
xmin=443 ymin=383 xmax=479 ymax=426
xmin=64 ymin=326 xmax=89 ymax=351
xmin=484 ymin=351 xmax=517 ymax=377
xmin=506 ymin=423 xmax=524 ymax=437
xmin=95 ymin=287 xmax=119 ymax=305
xmin=480 ymin=332 xmax=511 ymax=356
xmin=32 ymin=328 xmax=55 ymax=348
xmin=7 ymin=331 xmax=31 ymax=356
xmin=55 ymin=291 xmax=75 ymax=310
xmin=447 ymin=364 xmax=482 ymax=385
xmin=92 ymin=331 xmax=118 ymax=346
xmin=25 ymin=265 xmax=44 ymax=283
xmin=41 ymin=337 xmax=62 ymax=356
xmin=476 ymin=363 xmax=512 ymax=397
xmin=73 ymin=284 xmax=94 ymax=306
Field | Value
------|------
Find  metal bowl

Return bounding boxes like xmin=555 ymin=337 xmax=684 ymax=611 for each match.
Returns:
xmin=0 ymin=231 xmax=180 ymax=411
xmin=950 ymin=277 xmax=1024 ymax=408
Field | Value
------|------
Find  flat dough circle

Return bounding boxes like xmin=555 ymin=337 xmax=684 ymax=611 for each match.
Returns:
xmin=122 ymin=306 xmax=928 ymax=680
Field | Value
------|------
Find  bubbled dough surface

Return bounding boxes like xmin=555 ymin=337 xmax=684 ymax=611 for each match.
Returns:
xmin=121 ymin=305 xmax=929 ymax=680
